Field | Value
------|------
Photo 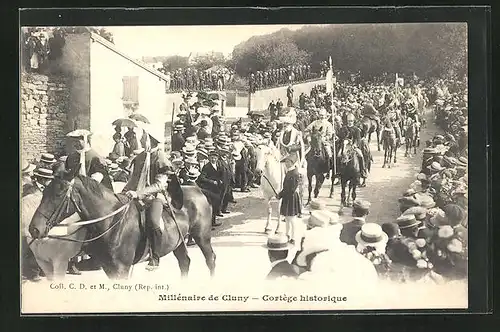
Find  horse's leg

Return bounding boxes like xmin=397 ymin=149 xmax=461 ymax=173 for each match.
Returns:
xmin=376 ymin=127 xmax=381 ymax=152
xmin=340 ymin=177 xmax=347 ymax=207
xmin=265 ymin=200 xmax=272 ymax=233
xmin=352 ymin=179 xmax=358 ymax=202
xmin=51 ymin=259 xmax=69 ymax=281
xmin=314 ymin=173 xmax=324 ymax=198
xmin=173 ymin=243 xmax=191 ymax=278
xmin=307 ymin=172 xmax=313 ymax=204
xmin=329 ymin=159 xmax=335 ymax=198
xmin=382 ymin=144 xmax=387 ymax=168
xmin=193 ymin=234 xmax=216 ymax=278
xmin=393 ymin=143 xmax=398 ymax=164
xmin=404 ymin=137 xmax=409 ymax=157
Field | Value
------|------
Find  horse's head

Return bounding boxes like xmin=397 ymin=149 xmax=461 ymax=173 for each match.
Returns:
xmin=255 ymin=144 xmax=278 ymax=174
xmin=341 ymin=139 xmax=355 ymax=163
xmin=309 ymin=127 xmax=324 ymax=156
xmin=28 ymin=165 xmax=106 ymax=239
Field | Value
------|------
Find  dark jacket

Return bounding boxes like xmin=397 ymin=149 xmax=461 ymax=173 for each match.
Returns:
xmin=266 ymin=260 xmax=299 ymax=280
xmin=277 ymin=167 xmax=301 ymax=216
xmin=386 ymin=237 xmax=415 ymax=266
xmin=197 ymin=127 xmax=211 ymax=141
xmin=171 ymin=132 xmax=185 ymax=152
xmin=339 ymin=218 xmax=365 ymax=246
xmin=65 ymin=148 xmax=113 ymax=190
xmin=338 ymin=126 xmax=362 ymax=147
xmin=198 ymin=162 xmax=222 ymax=194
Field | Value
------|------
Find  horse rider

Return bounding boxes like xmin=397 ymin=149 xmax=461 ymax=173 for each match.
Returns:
xmin=277 ymin=112 xmax=305 ymax=171
xmin=361 ymin=103 xmax=381 ymax=132
xmin=337 ymin=113 xmax=367 ymax=179
xmin=304 ymin=107 xmax=334 ymax=178
xmin=386 ymin=105 xmax=403 ymax=144
xmin=65 ymin=129 xmax=113 ymax=190
xmin=124 ymin=122 xmax=173 ymax=271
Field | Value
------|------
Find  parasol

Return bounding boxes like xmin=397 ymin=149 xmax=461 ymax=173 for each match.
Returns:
xmin=129 ymin=113 xmax=150 ymax=124
xmin=112 ymin=118 xmax=138 ymax=128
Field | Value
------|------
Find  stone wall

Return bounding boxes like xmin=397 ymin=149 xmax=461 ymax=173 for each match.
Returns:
xmin=21 ymin=72 xmax=69 ymax=162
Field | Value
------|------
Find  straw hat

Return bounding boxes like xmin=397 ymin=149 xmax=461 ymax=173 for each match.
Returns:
xmin=40 ymin=153 xmax=56 ymax=164
xmin=22 ymin=161 xmax=36 ymax=174
xmin=66 ymin=129 xmax=92 ymax=138
xmin=263 ymin=233 xmax=293 ymax=251
xmin=396 ymin=214 xmax=420 ymax=229
xmin=355 ymin=223 xmax=388 ymax=248
xmin=33 ymin=168 xmax=54 ymax=179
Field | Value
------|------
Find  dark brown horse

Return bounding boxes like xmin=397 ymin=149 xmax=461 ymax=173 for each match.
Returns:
xmin=305 ymin=126 xmax=332 ymax=203
xmin=338 ymin=140 xmax=361 ymax=210
xmin=28 ymin=168 xmax=215 ymax=280
xmin=381 ymin=117 xmax=399 ymax=168
xmin=361 ymin=116 xmax=381 ymax=151
xmin=403 ymin=117 xmax=419 ymax=157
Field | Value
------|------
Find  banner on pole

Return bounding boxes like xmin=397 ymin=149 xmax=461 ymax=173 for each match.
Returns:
xmin=326 ymin=68 xmax=334 ymax=93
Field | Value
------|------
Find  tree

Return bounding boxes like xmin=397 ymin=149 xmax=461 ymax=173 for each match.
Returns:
xmin=190 ymin=52 xmax=226 ymax=70
xmin=162 ymin=55 xmax=189 ymax=71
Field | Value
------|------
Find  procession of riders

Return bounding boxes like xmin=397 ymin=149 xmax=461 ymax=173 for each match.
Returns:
xmin=22 ymin=72 xmax=467 ymax=283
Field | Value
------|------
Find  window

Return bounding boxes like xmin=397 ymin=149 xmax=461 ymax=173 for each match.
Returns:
xmin=122 ymin=76 xmax=139 ymax=105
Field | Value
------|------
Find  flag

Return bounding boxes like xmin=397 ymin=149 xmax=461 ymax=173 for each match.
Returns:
xmin=326 ymin=68 xmax=334 ymax=93
xmin=326 ymin=56 xmax=334 ymax=93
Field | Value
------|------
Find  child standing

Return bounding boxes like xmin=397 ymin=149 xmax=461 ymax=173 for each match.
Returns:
xmin=276 ymin=153 xmax=301 ymax=244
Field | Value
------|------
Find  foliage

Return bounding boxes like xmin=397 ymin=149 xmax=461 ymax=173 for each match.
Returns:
xmin=232 ymin=29 xmax=310 ymax=77
xmin=224 ymin=75 xmax=249 ymax=91
xmin=161 ymin=55 xmax=190 ymax=71
xmin=190 ymin=52 xmax=226 ymax=71
xmin=231 ymin=24 xmax=467 ymax=79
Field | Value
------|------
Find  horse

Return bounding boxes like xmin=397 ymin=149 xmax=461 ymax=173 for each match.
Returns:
xmin=338 ymin=139 xmax=361 ymax=210
xmin=403 ymin=117 xmax=419 ymax=157
xmin=381 ymin=117 xmax=399 ymax=168
xmin=361 ymin=116 xmax=381 ymax=151
xmin=255 ymin=143 xmax=283 ymax=234
xmin=28 ymin=167 xmax=215 ymax=280
xmin=22 ymin=190 xmax=87 ymax=281
xmin=304 ymin=127 xmax=331 ymax=203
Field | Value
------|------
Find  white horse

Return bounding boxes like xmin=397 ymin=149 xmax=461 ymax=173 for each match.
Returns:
xmin=255 ymin=143 xmax=284 ymax=234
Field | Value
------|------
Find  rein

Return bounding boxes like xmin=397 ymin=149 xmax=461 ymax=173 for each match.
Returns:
xmin=41 ymin=178 xmax=131 ymax=243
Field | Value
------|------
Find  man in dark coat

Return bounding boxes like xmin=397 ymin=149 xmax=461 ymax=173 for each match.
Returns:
xmin=65 ymin=130 xmax=113 ymax=191
xmin=264 ymin=234 xmax=298 ymax=280
xmin=277 ymin=154 xmax=301 ymax=244
xmin=171 ymin=125 xmax=186 ymax=152
xmin=339 ymin=199 xmax=371 ymax=246
xmin=235 ymin=145 xmax=250 ymax=192
xmin=211 ymin=107 xmax=222 ymax=138
xmin=337 ymin=113 xmax=367 ymax=178
xmin=197 ymin=150 xmax=223 ymax=226
xmin=218 ymin=149 xmax=233 ymax=214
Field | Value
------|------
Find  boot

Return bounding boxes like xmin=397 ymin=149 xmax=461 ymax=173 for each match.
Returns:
xmin=146 ymin=228 xmax=162 ymax=271
xmin=67 ymin=259 xmax=82 ymax=275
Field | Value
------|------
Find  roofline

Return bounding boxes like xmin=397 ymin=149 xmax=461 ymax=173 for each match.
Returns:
xmin=90 ymin=32 xmax=169 ymax=82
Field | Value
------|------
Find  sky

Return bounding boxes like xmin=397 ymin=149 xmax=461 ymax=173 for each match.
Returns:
xmin=107 ymin=25 xmax=320 ymax=59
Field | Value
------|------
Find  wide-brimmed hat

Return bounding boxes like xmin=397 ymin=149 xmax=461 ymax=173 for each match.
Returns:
xmin=403 ymin=188 xmax=417 ymax=197
xmin=263 ymin=233 xmax=293 ymax=251
xmin=171 ymin=157 xmax=184 ymax=165
xmin=308 ymin=210 xmax=340 ymax=228
xmin=40 ymin=153 xmax=56 ymax=164
xmin=308 ymin=200 xmax=325 ymax=211
xmin=185 ymin=136 xmax=200 ymax=146
xmin=403 ymin=206 xmax=428 ymax=221
xmin=66 ymin=129 xmax=92 ymax=138
xmin=428 ymin=161 xmax=445 ymax=172
xmin=396 ymin=214 xmax=420 ymax=229
xmin=353 ymin=199 xmax=371 ymax=211
xmin=355 ymin=223 xmax=388 ymax=247
xmin=203 ymin=138 xmax=214 ymax=144
xmin=184 ymin=156 xmax=198 ymax=165
xmin=197 ymin=148 xmax=208 ymax=159
xmin=208 ymin=149 xmax=219 ymax=157
xmin=458 ymin=156 xmax=468 ymax=165
xmin=33 ymin=168 xmax=54 ymax=179
xmin=182 ymin=144 xmax=197 ymax=155
xmin=22 ymin=161 xmax=36 ymax=174
xmin=217 ymin=136 xmax=231 ymax=144
xmin=414 ymin=193 xmax=436 ymax=209
xmin=108 ymin=163 xmax=119 ymax=171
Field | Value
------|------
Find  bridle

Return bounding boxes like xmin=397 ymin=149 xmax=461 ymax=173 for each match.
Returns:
xmin=37 ymin=177 xmax=131 ymax=244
